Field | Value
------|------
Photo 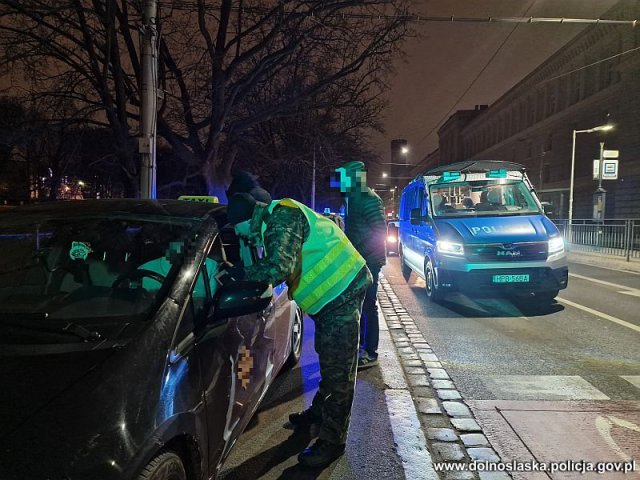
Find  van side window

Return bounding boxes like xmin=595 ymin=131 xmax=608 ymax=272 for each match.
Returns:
xmin=417 ymin=187 xmax=427 ymax=217
xmin=401 ymin=186 xmax=412 ymax=221
xmin=406 ymin=187 xmax=417 ymax=219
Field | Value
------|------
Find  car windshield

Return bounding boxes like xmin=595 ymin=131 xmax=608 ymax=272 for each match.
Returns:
xmin=429 ymin=180 xmax=541 ymax=217
xmin=0 ymin=214 xmax=201 ymax=344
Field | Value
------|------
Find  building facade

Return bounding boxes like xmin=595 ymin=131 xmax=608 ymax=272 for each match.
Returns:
xmin=417 ymin=0 xmax=640 ymax=219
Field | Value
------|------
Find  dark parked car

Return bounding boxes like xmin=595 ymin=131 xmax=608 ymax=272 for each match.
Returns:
xmin=0 ymin=199 xmax=303 ymax=480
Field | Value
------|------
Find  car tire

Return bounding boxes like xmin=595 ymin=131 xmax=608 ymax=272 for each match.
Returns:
xmin=424 ymin=259 xmax=444 ymax=303
xmin=137 ymin=451 xmax=186 ymax=480
xmin=284 ymin=305 xmax=304 ymax=369
xmin=399 ymin=245 xmax=412 ymax=280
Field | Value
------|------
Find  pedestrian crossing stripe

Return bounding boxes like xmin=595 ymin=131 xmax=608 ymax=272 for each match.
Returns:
xmin=621 ymin=376 xmax=640 ymax=390
xmin=480 ymin=375 xmax=610 ymax=400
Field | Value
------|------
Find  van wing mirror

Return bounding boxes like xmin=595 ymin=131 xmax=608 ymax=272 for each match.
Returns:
xmin=410 ymin=208 xmax=423 ymax=225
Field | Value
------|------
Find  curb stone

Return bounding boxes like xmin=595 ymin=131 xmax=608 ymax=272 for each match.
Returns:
xmin=378 ymin=274 xmax=510 ymax=479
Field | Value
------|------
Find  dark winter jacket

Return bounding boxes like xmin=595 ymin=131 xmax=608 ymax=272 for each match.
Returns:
xmin=345 ymin=188 xmax=387 ymax=268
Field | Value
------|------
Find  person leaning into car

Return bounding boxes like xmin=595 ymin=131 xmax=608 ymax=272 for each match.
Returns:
xmin=226 ymin=192 xmax=371 ymax=469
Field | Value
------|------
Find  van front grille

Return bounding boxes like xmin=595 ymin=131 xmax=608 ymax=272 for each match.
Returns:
xmin=465 ymin=242 xmax=548 ymax=262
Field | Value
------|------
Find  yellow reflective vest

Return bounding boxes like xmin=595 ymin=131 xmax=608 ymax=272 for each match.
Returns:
xmin=266 ymin=199 xmax=366 ymax=315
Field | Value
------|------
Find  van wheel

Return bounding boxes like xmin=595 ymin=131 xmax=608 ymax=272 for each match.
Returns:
xmin=424 ymin=259 xmax=444 ymax=303
xmin=399 ymin=245 xmax=412 ymax=280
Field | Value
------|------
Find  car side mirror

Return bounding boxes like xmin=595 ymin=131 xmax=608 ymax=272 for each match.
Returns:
xmin=410 ymin=208 xmax=422 ymax=225
xmin=211 ymin=281 xmax=273 ymax=321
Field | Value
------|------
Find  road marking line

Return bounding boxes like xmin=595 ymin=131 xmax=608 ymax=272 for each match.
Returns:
xmin=596 ymin=415 xmax=640 ymax=462
xmin=557 ymin=297 xmax=640 ymax=333
xmin=569 ymin=272 xmax=640 ymax=295
xmin=620 ymin=376 xmax=640 ymax=389
xmin=619 ymin=290 xmax=640 ymax=297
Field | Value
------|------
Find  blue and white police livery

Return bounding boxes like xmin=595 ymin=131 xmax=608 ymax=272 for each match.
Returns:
xmin=398 ymin=160 xmax=568 ymax=303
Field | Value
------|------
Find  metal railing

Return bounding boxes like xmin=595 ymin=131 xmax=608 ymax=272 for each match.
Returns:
xmin=554 ymin=219 xmax=640 ymax=261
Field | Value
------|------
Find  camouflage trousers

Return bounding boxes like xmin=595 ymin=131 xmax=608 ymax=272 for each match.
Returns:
xmin=309 ymin=266 xmax=371 ymax=445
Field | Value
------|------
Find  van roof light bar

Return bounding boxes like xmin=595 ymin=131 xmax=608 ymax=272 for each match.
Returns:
xmin=424 ymin=160 xmax=526 ymax=177
xmin=441 ymin=171 xmax=462 ymax=181
xmin=486 ymin=169 xmax=507 ymax=178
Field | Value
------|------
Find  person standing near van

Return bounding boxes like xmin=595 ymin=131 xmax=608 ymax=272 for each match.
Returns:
xmin=335 ymin=160 xmax=386 ymax=369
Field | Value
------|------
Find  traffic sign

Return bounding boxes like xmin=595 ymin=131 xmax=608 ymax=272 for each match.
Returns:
xmin=593 ymin=159 xmax=619 ymax=180
xmin=603 ymin=159 xmax=619 ymax=179
xmin=603 ymin=149 xmax=619 ymax=159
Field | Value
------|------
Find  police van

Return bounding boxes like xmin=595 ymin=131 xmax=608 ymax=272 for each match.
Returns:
xmin=398 ymin=160 xmax=568 ymax=304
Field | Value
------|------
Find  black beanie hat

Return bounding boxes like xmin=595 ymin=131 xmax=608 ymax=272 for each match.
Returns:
xmin=226 ymin=171 xmax=259 ymax=197
xmin=227 ymin=192 xmax=257 ymax=225
xmin=249 ymin=186 xmax=272 ymax=204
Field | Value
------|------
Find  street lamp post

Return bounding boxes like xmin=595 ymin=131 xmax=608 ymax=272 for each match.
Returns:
xmin=568 ymin=124 xmax=613 ymax=244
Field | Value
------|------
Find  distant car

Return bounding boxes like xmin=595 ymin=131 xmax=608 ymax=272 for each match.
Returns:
xmin=386 ymin=220 xmax=399 ymax=255
xmin=0 ymin=199 xmax=303 ymax=480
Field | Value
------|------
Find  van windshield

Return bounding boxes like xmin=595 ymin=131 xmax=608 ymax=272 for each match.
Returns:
xmin=429 ymin=180 xmax=541 ymax=217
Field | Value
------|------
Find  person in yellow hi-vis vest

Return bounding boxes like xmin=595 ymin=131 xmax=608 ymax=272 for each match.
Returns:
xmin=226 ymin=192 xmax=372 ymax=468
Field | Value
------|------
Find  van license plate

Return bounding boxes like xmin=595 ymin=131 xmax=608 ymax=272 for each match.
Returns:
xmin=492 ymin=274 xmax=530 ymax=283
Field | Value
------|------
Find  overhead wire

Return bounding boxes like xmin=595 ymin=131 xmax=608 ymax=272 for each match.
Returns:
xmin=541 ymin=45 xmax=640 ymax=85
xmin=414 ymin=0 xmax=539 ymax=148
xmin=159 ymin=2 xmax=639 ymax=26
xmin=156 ymin=1 xmax=638 ymax=154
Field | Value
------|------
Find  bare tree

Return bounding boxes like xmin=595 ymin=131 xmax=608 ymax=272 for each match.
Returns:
xmin=0 ymin=0 xmax=411 ymax=197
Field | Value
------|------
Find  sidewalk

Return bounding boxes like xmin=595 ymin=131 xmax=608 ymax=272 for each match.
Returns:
xmin=377 ymin=275 xmax=508 ymax=480
xmin=567 ymin=250 xmax=640 ymax=273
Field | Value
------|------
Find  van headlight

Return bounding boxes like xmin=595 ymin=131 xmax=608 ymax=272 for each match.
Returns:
xmin=437 ymin=240 xmax=464 ymax=256
xmin=548 ymin=236 xmax=565 ymax=255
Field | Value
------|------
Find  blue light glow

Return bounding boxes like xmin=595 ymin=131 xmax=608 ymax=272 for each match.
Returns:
xmin=160 ymin=355 xmax=188 ymax=419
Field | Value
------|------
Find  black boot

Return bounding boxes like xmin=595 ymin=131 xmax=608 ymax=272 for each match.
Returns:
xmin=298 ymin=439 xmax=346 ymax=468
xmin=288 ymin=409 xmax=321 ymax=428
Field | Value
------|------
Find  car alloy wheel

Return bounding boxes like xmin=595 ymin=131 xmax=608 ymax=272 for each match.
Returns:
xmin=285 ymin=305 xmax=304 ymax=368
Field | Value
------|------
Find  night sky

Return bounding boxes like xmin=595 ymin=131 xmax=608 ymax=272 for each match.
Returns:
xmin=373 ymin=0 xmax=621 ymax=168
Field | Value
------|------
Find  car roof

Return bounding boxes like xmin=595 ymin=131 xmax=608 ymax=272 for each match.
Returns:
xmin=425 ymin=160 xmax=525 ymax=175
xmin=0 ymin=199 xmax=228 ymax=224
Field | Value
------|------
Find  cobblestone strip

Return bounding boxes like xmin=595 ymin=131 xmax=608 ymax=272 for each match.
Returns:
xmin=378 ymin=274 xmax=511 ymax=480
